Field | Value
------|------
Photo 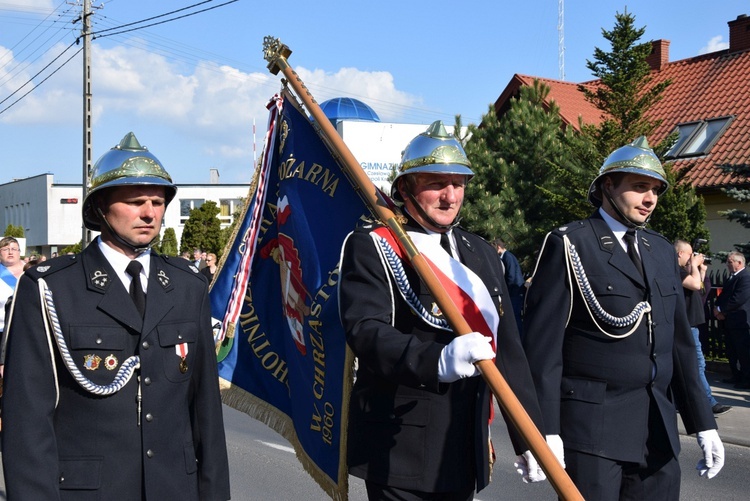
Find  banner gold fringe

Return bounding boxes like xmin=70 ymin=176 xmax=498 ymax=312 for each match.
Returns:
xmin=219 ymin=343 xmax=355 ymax=501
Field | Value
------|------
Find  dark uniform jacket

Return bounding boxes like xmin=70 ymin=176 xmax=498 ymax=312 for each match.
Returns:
xmin=1 ymin=242 xmax=230 ymax=500
xmin=339 ymin=220 xmax=543 ymax=493
xmin=523 ymin=213 xmax=716 ymax=463
xmin=715 ymin=267 xmax=750 ymax=330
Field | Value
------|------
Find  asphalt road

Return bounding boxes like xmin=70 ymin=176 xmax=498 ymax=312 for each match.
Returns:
xmin=1 ymin=400 xmax=748 ymax=500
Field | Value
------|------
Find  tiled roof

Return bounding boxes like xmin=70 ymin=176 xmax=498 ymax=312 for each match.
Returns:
xmin=494 ymin=46 xmax=750 ymax=191
xmin=647 ymin=49 xmax=750 ymax=190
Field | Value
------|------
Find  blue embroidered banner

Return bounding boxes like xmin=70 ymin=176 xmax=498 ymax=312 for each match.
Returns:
xmin=210 ymin=89 xmax=369 ymax=500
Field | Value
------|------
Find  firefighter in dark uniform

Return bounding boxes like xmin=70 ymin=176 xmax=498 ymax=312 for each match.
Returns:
xmin=339 ymin=122 xmax=546 ymax=500
xmin=523 ymin=137 xmax=725 ymax=500
xmin=1 ymin=133 xmax=230 ymax=500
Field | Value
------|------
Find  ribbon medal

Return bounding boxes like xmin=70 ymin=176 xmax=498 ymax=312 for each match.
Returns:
xmin=176 ymin=342 xmax=188 ymax=373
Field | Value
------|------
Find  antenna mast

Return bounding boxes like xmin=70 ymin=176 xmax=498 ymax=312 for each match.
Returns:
xmin=558 ymin=0 xmax=565 ymax=80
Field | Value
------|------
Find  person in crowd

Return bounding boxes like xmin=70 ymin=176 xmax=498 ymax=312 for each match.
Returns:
xmin=492 ymin=237 xmax=525 ymax=337
xmin=193 ymin=247 xmax=207 ymax=270
xmin=339 ymin=121 xmax=545 ymax=500
xmin=523 ymin=137 xmax=725 ymax=500
xmin=181 ymin=250 xmax=192 ymax=260
xmin=201 ymin=252 xmax=218 ymax=283
xmin=713 ymin=251 xmax=750 ymax=389
xmin=675 ymin=240 xmax=732 ymax=414
xmin=0 ymin=236 xmax=24 ymax=374
xmin=1 ymin=132 xmax=230 ymax=500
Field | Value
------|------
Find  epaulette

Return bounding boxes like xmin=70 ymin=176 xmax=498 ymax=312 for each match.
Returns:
xmin=24 ymin=254 xmax=78 ymax=278
xmin=552 ymin=220 xmax=588 ymax=234
xmin=642 ymin=227 xmax=671 ymax=244
xmin=158 ymin=254 xmax=206 ymax=282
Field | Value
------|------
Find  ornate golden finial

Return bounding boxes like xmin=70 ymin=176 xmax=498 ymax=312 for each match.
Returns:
xmin=263 ymin=36 xmax=292 ymax=75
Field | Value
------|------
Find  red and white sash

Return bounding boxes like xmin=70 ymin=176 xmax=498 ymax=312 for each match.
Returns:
xmin=372 ymin=227 xmax=499 ymax=351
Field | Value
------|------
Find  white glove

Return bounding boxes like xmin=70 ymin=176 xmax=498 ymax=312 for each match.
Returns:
xmin=696 ymin=429 xmax=724 ymax=479
xmin=437 ymin=332 xmax=494 ymax=383
xmin=514 ymin=450 xmax=546 ymax=483
xmin=546 ymin=434 xmax=566 ymax=469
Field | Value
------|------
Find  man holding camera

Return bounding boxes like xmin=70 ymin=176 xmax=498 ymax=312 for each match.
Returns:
xmin=675 ymin=240 xmax=731 ymax=415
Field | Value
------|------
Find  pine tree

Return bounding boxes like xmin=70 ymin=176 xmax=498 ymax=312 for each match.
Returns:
xmin=3 ymin=224 xmax=24 ymax=238
xmin=180 ymin=201 xmax=222 ymax=255
xmin=461 ymin=81 xmax=597 ymax=270
xmin=579 ymin=9 xmax=671 ymax=157
xmin=580 ymin=10 xmax=707 ymax=244
xmin=718 ymin=163 xmax=750 ymax=258
xmin=161 ymin=227 xmax=178 ymax=256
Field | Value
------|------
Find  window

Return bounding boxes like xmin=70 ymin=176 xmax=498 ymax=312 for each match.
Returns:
xmin=665 ymin=116 xmax=733 ymax=159
xmin=180 ymin=199 xmax=204 ymax=224
xmin=219 ymin=198 xmax=243 ymax=225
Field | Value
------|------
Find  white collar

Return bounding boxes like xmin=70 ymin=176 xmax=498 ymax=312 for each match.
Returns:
xmin=97 ymin=237 xmax=151 ymax=292
xmin=599 ymin=208 xmax=632 ymax=251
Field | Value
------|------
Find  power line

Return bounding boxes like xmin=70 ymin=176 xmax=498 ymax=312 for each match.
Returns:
xmin=91 ymin=0 xmax=213 ymax=36
xmin=0 ymin=40 xmax=79 ymax=107
xmin=0 ymin=45 xmax=82 ymax=115
xmin=92 ymin=0 xmax=239 ymax=40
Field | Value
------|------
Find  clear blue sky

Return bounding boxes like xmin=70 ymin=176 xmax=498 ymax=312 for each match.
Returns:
xmin=0 ymin=0 xmax=745 ymax=185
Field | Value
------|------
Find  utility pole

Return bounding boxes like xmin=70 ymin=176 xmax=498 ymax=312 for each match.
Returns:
xmin=80 ymin=0 xmax=94 ymax=248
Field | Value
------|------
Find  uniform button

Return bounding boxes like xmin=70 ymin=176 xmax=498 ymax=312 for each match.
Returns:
xmin=96 ymin=337 xmax=102 ymax=344
xmin=143 ymin=377 xmax=152 ymax=385
xmin=142 ymin=341 xmax=150 ymax=349
xmin=145 ymin=413 xmax=153 ymax=422
xmin=567 ymin=389 xmax=574 ymax=395
xmin=59 ymin=475 xmax=65 ymax=483
xmin=178 ymin=334 xmax=183 ymax=340
xmin=146 ymin=449 xmax=154 ymax=458
xmin=607 ymin=285 xmax=613 ymax=290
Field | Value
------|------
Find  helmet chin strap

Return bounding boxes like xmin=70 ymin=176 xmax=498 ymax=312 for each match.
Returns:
xmin=405 ymin=192 xmax=461 ymax=231
xmin=603 ymin=191 xmax=650 ymax=231
xmin=97 ymin=208 xmax=153 ymax=255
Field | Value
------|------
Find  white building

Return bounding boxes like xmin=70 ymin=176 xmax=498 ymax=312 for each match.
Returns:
xmin=0 ymin=172 xmax=250 ymax=257
xmin=1 ymin=98 xmax=463 ymax=257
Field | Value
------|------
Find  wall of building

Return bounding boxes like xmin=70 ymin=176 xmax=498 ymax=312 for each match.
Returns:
xmin=0 ymin=173 xmax=251 ymax=256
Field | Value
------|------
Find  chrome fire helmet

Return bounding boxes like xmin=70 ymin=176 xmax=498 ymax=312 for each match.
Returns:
xmin=391 ymin=120 xmax=474 ymax=200
xmin=587 ymin=136 xmax=669 ymax=207
xmin=83 ymin=132 xmax=177 ymax=232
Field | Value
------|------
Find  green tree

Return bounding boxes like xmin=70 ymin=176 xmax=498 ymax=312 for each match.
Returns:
xmin=217 ymin=197 xmax=247 ymax=260
xmin=580 ymin=10 xmax=706 ymax=243
xmin=3 ymin=224 xmax=24 ymax=237
xmin=461 ymin=81 xmax=597 ymax=271
xmin=60 ymin=241 xmax=82 ymax=254
xmin=161 ymin=227 xmax=178 ymax=256
xmin=180 ymin=201 xmax=222 ymax=256
xmin=579 ymin=9 xmax=671 ymax=157
xmin=717 ymin=164 xmax=750 ymax=259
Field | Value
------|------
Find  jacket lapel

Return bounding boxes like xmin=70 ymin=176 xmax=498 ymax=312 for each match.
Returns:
xmin=141 ymin=255 xmax=175 ymax=338
xmin=589 ymin=214 xmax=646 ymax=287
xmin=82 ymin=244 xmax=144 ymax=331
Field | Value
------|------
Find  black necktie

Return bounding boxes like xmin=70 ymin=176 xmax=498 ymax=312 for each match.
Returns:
xmin=440 ymin=232 xmax=453 ymax=258
xmin=623 ymin=230 xmax=644 ymax=278
xmin=126 ymin=260 xmax=146 ymax=317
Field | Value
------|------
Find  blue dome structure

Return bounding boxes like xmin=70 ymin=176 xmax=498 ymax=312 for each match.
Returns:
xmin=319 ymin=97 xmax=380 ymax=123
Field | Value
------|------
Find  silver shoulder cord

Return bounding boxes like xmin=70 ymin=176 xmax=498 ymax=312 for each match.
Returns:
xmin=38 ymin=278 xmax=141 ymax=405
xmin=370 ymin=233 xmax=450 ymax=331
xmin=562 ymin=234 xmax=652 ymax=339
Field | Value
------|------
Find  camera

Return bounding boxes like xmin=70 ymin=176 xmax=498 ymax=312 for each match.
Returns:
xmin=693 ymin=252 xmax=713 ymax=264
xmin=691 ymin=238 xmax=712 ymax=264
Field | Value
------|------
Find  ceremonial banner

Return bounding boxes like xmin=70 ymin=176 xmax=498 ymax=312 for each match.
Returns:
xmin=211 ymin=88 xmax=369 ymax=500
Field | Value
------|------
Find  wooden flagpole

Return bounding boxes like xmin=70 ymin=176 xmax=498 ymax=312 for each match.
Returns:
xmin=262 ymin=37 xmax=583 ymax=501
